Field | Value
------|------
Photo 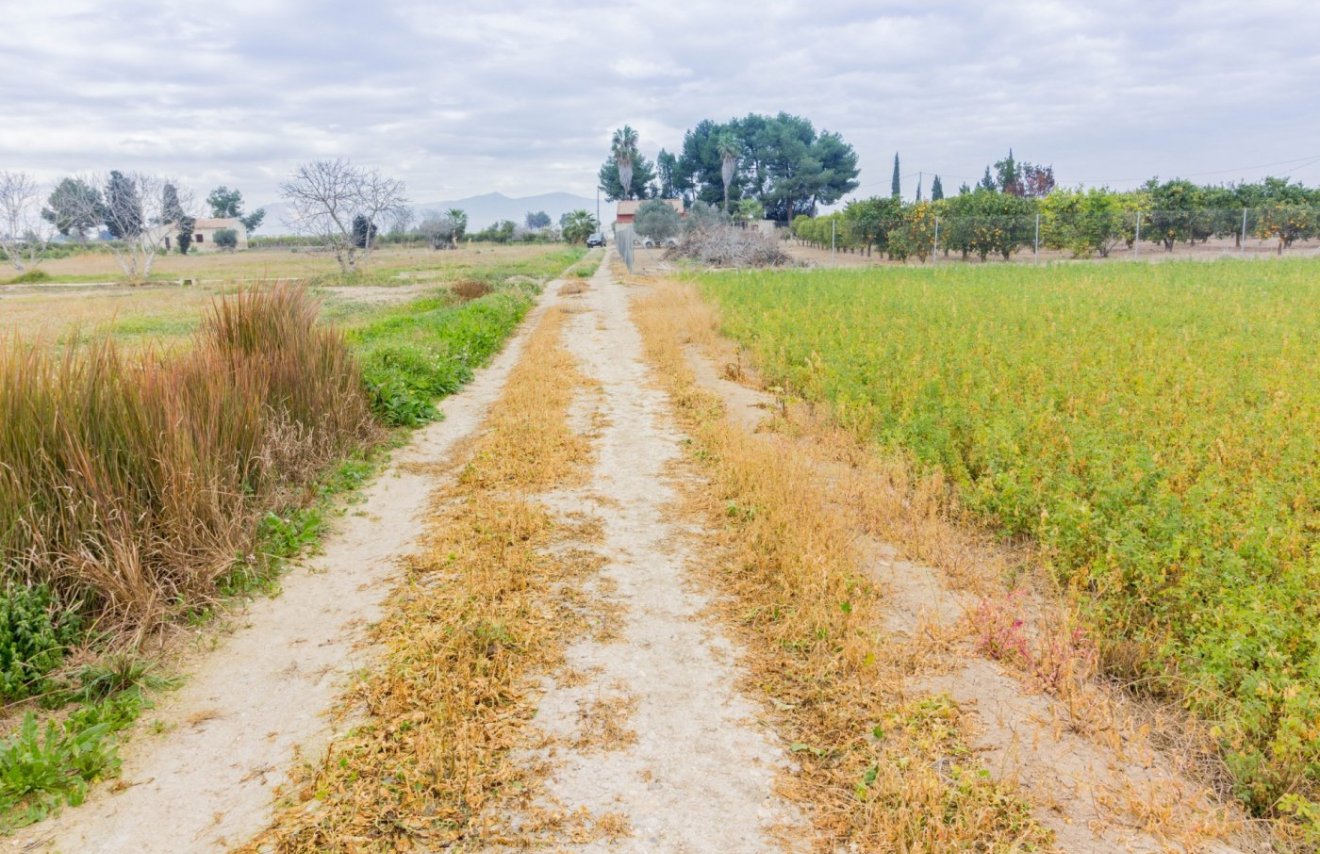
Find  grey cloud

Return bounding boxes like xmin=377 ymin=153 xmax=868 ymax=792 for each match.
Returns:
xmin=2 ymin=0 xmax=1319 ymax=211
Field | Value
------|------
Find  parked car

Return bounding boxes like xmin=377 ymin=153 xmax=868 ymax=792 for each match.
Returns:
xmin=586 ymin=233 xmax=606 ymax=248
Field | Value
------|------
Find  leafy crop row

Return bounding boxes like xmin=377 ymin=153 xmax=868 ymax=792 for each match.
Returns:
xmin=699 ymin=259 xmax=1320 ymax=823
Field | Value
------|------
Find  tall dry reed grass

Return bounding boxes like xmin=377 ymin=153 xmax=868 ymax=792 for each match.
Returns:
xmin=0 ymin=285 xmax=376 ymax=631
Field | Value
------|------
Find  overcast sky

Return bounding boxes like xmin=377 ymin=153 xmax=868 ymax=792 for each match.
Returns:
xmin=3 ymin=0 xmax=1318 ymax=209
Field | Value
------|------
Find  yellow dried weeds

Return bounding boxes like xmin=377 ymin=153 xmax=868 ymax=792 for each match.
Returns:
xmin=240 ymin=305 xmax=594 ymax=852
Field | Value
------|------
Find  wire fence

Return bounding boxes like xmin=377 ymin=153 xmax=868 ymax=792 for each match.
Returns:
xmin=793 ymin=206 xmax=1320 ymax=264
xmin=615 ymin=225 xmax=635 ymax=272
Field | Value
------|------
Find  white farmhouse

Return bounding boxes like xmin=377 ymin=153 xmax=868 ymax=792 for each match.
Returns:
xmin=159 ymin=218 xmax=249 ymax=252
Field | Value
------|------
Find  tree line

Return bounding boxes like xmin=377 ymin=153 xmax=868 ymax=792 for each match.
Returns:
xmin=795 ymin=173 xmax=1320 ymax=261
xmin=599 ymin=112 xmax=861 ymax=225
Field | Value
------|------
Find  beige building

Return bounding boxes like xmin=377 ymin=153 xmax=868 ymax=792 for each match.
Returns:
xmin=160 ymin=218 xmax=249 ymax=252
xmin=614 ymin=198 xmax=683 ymax=229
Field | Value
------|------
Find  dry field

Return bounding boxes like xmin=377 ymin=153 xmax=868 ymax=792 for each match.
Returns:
xmin=0 ymin=244 xmax=568 ymax=343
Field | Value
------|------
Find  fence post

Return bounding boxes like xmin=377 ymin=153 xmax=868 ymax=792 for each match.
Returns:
xmin=1034 ymin=213 xmax=1040 ymax=263
xmin=1134 ymin=211 xmax=1141 ymax=259
xmin=932 ymin=216 xmax=939 ymax=265
xmin=1240 ymin=208 xmax=1248 ymax=254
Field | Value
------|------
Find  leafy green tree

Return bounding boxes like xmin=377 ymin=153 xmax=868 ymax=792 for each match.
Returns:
xmin=41 ymin=178 xmax=103 ymax=240
xmin=104 ymin=171 xmax=143 ymax=239
xmin=931 ymin=175 xmax=944 ymax=201
xmin=656 ymin=149 xmax=679 ymax=199
xmin=734 ymin=197 xmax=765 ymax=224
xmin=162 ymin=183 xmax=185 ymax=223
xmin=525 ymin=210 xmax=551 ymax=230
xmin=1039 ymin=187 xmax=1126 ymax=257
xmin=994 ymin=149 xmax=1022 ymax=196
xmin=176 ymin=216 xmax=195 ymax=254
xmin=351 ymin=214 xmax=377 ymax=249
xmin=1143 ymin=178 xmax=1203 ymax=250
xmin=445 ymin=208 xmax=468 ymax=242
xmin=888 ymin=201 xmax=936 ymax=262
xmin=207 ymin=186 xmax=243 ymax=217
xmin=213 ymin=228 xmax=238 ymax=250
xmin=634 ymin=199 xmax=681 ymax=242
xmin=240 ymin=209 xmax=265 ymax=234
xmin=891 ymin=152 xmax=901 ymax=199
xmin=561 ymin=209 xmax=598 ymax=244
xmin=938 ymin=189 xmax=1034 ymax=260
xmin=598 ymin=155 xmax=656 ymax=202
xmin=842 ymin=196 xmax=902 ymax=256
xmin=207 ymin=185 xmax=265 ymax=234
xmin=676 ymin=113 xmax=858 ymax=225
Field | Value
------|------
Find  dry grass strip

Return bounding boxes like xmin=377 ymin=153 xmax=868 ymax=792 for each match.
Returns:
xmin=632 ymin=280 xmax=1053 ymax=851
xmin=240 ymin=305 xmax=598 ymax=852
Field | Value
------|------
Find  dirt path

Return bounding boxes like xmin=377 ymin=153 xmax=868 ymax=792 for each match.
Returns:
xmin=488 ymin=256 xmax=804 ymax=849
xmin=7 ymin=284 xmax=566 ymax=854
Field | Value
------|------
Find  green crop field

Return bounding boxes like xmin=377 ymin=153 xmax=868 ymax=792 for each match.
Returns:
xmin=698 ymin=259 xmax=1320 ymax=819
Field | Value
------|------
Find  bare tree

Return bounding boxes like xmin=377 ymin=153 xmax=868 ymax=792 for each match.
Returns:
xmin=418 ymin=211 xmax=458 ymax=250
xmin=53 ymin=172 xmax=194 ymax=280
xmin=280 ymin=159 xmax=408 ymax=274
xmin=0 ymin=171 xmax=53 ymax=272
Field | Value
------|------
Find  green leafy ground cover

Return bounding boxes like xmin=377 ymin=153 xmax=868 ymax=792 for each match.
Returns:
xmin=699 ymin=259 xmax=1320 ymax=825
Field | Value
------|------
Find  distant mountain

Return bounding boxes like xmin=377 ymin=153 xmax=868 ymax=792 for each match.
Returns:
xmin=263 ymin=191 xmax=600 ymax=235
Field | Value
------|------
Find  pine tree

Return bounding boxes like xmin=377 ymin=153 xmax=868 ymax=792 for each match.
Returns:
xmin=891 ymin=153 xmax=901 ymax=199
xmin=977 ymin=167 xmax=997 ymax=193
xmin=915 ymin=174 xmax=923 ymax=201
xmin=931 ymin=175 xmax=945 ymax=201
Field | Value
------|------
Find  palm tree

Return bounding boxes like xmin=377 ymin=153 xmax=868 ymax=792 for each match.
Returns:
xmin=444 ymin=207 xmax=468 ymax=246
xmin=716 ymin=133 xmax=740 ymax=214
xmin=611 ymin=125 xmax=640 ymax=200
xmin=562 ymin=209 xmax=599 ymax=244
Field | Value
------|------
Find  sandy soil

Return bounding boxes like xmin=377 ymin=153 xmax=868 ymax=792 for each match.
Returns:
xmin=6 ymin=278 xmax=566 ymax=854
xmin=485 ymin=256 xmax=804 ymax=850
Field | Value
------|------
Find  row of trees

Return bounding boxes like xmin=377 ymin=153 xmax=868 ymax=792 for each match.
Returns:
xmin=598 ymin=113 xmax=860 ymax=224
xmin=794 ymin=175 xmax=1320 ymax=261
xmin=888 ymin=149 xmax=1056 ymax=203
xmin=0 ymin=170 xmax=271 ymax=277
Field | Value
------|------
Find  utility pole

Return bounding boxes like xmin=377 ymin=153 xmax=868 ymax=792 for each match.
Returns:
xmin=1240 ymin=208 xmax=1248 ymax=254
xmin=1034 ymin=213 xmax=1040 ymax=263
xmin=596 ymin=186 xmax=600 ymax=240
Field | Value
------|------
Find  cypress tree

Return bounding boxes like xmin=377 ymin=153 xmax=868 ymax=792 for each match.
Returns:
xmin=891 ymin=152 xmax=901 ymax=199
xmin=931 ymin=175 xmax=945 ymax=201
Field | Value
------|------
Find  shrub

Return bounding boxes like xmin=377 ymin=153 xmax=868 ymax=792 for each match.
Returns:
xmin=634 ymin=199 xmax=681 ymax=242
xmin=0 ymin=585 xmax=81 ymax=702
xmin=5 ymin=269 xmax=52 ymax=285
xmin=213 ymin=228 xmax=238 ymax=250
